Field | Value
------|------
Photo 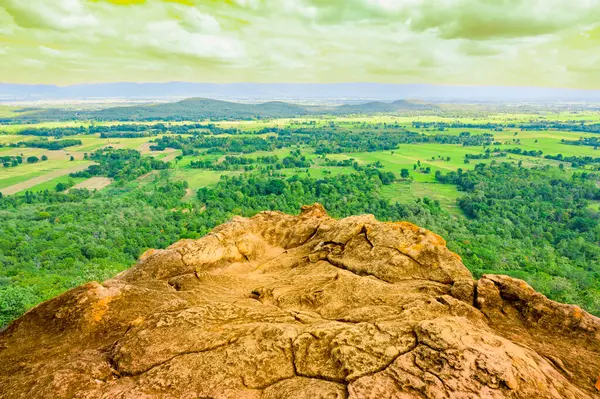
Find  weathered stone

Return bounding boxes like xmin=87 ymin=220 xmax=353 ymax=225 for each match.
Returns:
xmin=0 ymin=204 xmax=599 ymax=398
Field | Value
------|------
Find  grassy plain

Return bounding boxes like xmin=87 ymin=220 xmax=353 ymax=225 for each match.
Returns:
xmin=25 ymin=176 xmax=88 ymax=193
xmin=3 ymin=110 xmax=600 ymax=208
xmin=0 ymin=161 xmax=92 ymax=194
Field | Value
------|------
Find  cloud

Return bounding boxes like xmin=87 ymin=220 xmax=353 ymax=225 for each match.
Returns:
xmin=0 ymin=0 xmax=599 ymax=88
xmin=2 ymin=0 xmax=98 ymax=30
xmin=39 ymin=46 xmax=61 ymax=57
xmin=179 ymin=8 xmax=221 ymax=33
xmin=128 ymin=20 xmax=244 ymax=60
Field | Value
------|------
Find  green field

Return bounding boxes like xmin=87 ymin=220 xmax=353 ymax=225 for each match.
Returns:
xmin=25 ymin=176 xmax=88 ymax=193
xmin=172 ymin=169 xmax=240 ymax=191
xmin=0 ymin=160 xmax=91 ymax=190
xmin=381 ymin=181 xmax=463 ymax=215
xmin=4 ymin=112 xmax=600 ymax=205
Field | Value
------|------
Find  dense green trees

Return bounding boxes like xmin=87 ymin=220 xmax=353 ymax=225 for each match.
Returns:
xmin=71 ymin=148 xmax=170 ymax=181
xmin=1 ymin=155 xmax=23 ymax=168
xmin=436 ymin=163 xmax=600 ymax=312
xmin=0 ymin=179 xmax=195 ymax=327
xmin=3 ymin=149 xmax=600 ymax=328
xmin=17 ymin=139 xmax=82 ymax=150
xmin=150 ymin=128 xmax=495 ymax=156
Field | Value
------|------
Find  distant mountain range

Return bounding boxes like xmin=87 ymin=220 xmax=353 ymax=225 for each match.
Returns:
xmin=2 ymin=97 xmax=437 ymax=122
xmin=2 ymin=82 xmax=600 ymax=103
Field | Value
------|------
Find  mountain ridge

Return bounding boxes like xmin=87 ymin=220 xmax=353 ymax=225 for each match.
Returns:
xmin=3 ymin=82 xmax=600 ymax=102
xmin=1 ymin=97 xmax=437 ymax=122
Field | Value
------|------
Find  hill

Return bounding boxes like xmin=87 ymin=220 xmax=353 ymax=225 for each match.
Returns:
xmin=0 ymin=97 xmax=437 ymax=122
xmin=88 ymin=98 xmax=313 ymax=121
xmin=3 ymin=82 xmax=600 ymax=102
xmin=1 ymin=204 xmax=599 ymax=398
xmin=332 ymin=99 xmax=436 ymax=114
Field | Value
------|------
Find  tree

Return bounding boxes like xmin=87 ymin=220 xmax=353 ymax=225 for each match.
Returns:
xmin=70 ymin=156 xmax=75 ymax=161
xmin=400 ymin=169 xmax=410 ymax=179
xmin=26 ymin=156 xmax=39 ymax=164
xmin=41 ymin=155 xmax=48 ymax=161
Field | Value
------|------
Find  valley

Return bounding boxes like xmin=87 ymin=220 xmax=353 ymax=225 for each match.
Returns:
xmin=2 ymin=102 xmax=600 ymax=327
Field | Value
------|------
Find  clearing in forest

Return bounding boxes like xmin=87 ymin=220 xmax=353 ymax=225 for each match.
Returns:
xmin=70 ymin=177 xmax=113 ymax=191
xmin=0 ymin=163 xmax=92 ymax=195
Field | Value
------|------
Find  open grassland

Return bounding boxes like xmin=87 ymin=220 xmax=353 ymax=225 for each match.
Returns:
xmin=381 ymin=181 xmax=463 ymax=215
xmin=172 ymin=169 xmax=240 ymax=191
xmin=0 ymin=161 xmax=92 ymax=195
xmin=70 ymin=177 xmax=113 ymax=191
xmin=325 ymin=145 xmax=487 ymax=183
xmin=5 ymin=111 xmax=600 ymax=209
xmin=25 ymin=176 xmax=88 ymax=193
xmin=0 ymin=135 xmax=38 ymax=144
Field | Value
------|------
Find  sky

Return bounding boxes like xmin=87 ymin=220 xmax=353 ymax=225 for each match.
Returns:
xmin=1 ymin=0 xmax=600 ymax=88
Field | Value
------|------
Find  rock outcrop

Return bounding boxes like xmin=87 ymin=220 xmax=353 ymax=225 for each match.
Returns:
xmin=1 ymin=204 xmax=599 ymax=398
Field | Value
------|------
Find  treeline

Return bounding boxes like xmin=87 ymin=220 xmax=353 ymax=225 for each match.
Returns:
xmin=15 ymin=126 xmax=89 ymax=137
xmin=189 ymin=151 xmax=312 ymax=171
xmin=151 ymin=129 xmax=495 ymax=156
xmin=504 ymin=148 xmax=544 ymax=157
xmin=562 ymin=137 xmax=600 ymax=148
xmin=520 ymin=122 xmax=600 ymax=134
xmin=495 ymin=145 xmax=600 ymax=168
xmin=413 ymin=121 xmax=507 ymax=131
xmin=465 ymin=148 xmax=509 ymax=160
xmin=71 ymin=148 xmax=170 ymax=181
xmin=413 ymin=120 xmax=600 ymax=134
xmin=151 ymin=136 xmax=279 ymax=155
xmin=14 ymin=139 xmax=82 ymax=150
xmin=8 ymin=123 xmax=169 ymax=138
xmin=544 ymin=154 xmax=600 ymax=168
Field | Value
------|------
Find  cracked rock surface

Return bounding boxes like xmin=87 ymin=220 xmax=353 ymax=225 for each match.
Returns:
xmin=1 ymin=204 xmax=600 ymax=398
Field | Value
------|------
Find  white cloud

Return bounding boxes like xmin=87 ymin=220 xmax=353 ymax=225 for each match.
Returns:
xmin=21 ymin=58 xmax=45 ymax=68
xmin=38 ymin=46 xmax=61 ymax=57
xmin=128 ymin=20 xmax=245 ymax=61
xmin=180 ymin=8 xmax=221 ymax=34
xmin=3 ymin=0 xmax=98 ymax=30
xmin=1 ymin=0 xmax=600 ymax=87
xmin=231 ymin=0 xmax=261 ymax=9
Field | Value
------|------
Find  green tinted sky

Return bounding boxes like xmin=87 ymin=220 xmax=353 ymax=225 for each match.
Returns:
xmin=1 ymin=0 xmax=599 ymax=87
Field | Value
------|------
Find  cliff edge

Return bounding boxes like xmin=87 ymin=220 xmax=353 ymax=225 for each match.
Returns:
xmin=1 ymin=204 xmax=599 ymax=398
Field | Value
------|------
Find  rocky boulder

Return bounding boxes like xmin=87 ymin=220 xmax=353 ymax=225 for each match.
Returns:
xmin=1 ymin=204 xmax=599 ymax=398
